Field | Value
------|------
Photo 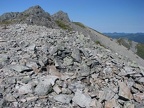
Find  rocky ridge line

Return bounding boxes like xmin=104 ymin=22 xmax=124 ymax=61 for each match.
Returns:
xmin=1 ymin=5 xmax=144 ymax=67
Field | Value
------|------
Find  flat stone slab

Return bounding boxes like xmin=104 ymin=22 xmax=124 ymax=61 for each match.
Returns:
xmin=10 ymin=65 xmax=32 ymax=73
xmin=118 ymin=81 xmax=133 ymax=100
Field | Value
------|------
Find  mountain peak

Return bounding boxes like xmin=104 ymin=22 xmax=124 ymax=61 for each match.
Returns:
xmin=52 ymin=10 xmax=70 ymax=22
xmin=23 ymin=5 xmax=45 ymax=15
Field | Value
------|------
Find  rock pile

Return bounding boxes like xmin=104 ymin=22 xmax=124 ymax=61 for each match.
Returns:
xmin=0 ymin=24 xmax=144 ymax=108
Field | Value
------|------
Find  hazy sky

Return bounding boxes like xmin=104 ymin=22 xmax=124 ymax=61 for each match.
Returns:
xmin=0 ymin=0 xmax=144 ymax=33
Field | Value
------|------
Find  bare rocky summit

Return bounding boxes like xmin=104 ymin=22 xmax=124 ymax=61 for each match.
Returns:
xmin=52 ymin=10 xmax=70 ymax=23
xmin=0 ymin=5 xmax=57 ymax=28
xmin=0 ymin=6 xmax=144 ymax=108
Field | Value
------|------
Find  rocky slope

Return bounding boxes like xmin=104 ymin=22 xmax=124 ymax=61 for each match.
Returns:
xmin=0 ymin=5 xmax=144 ymax=108
xmin=106 ymin=37 xmax=144 ymax=60
xmin=104 ymin=33 xmax=144 ymax=60
xmin=115 ymin=38 xmax=144 ymax=60
xmin=51 ymin=10 xmax=144 ymax=67
xmin=0 ymin=24 xmax=144 ymax=108
xmin=116 ymin=38 xmax=138 ymax=53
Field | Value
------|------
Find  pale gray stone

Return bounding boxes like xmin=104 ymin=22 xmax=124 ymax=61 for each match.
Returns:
xmin=124 ymin=102 xmax=134 ymax=108
xmin=138 ymin=77 xmax=144 ymax=83
xmin=54 ymin=94 xmax=72 ymax=104
xmin=118 ymin=81 xmax=133 ymax=100
xmin=79 ymin=62 xmax=90 ymax=77
xmin=10 ymin=65 xmax=32 ymax=72
xmin=124 ymin=66 xmax=137 ymax=75
xmin=63 ymin=57 xmax=73 ymax=66
xmin=68 ymin=82 xmax=85 ymax=92
xmin=53 ymin=84 xmax=61 ymax=94
xmin=35 ymin=75 xmax=58 ymax=95
xmin=98 ymin=88 xmax=116 ymax=101
xmin=26 ymin=44 xmax=36 ymax=51
xmin=133 ymin=93 xmax=144 ymax=102
xmin=5 ymin=94 xmax=16 ymax=102
xmin=21 ymin=76 xmax=31 ymax=84
xmin=35 ymin=81 xmax=52 ymax=96
xmin=18 ymin=84 xmax=33 ymax=95
xmin=26 ymin=62 xmax=38 ymax=68
xmin=105 ymin=98 xmax=120 ymax=108
xmin=49 ymin=46 xmax=58 ymax=55
xmin=71 ymin=48 xmax=81 ymax=62
xmin=72 ymin=90 xmax=91 ymax=107
xmin=103 ymin=67 xmax=112 ymax=75
xmin=0 ymin=54 xmax=9 ymax=63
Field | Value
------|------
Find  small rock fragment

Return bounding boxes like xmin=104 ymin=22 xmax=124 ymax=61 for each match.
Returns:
xmin=105 ymin=98 xmax=119 ymax=108
xmin=134 ymin=93 xmax=144 ymax=102
xmin=53 ymin=84 xmax=61 ymax=94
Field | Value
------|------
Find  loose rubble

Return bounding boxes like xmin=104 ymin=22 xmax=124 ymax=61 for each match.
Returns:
xmin=0 ymin=24 xmax=144 ymax=108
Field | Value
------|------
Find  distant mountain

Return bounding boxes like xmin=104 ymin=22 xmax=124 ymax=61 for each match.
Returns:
xmin=104 ymin=33 xmax=144 ymax=59
xmin=104 ymin=33 xmax=144 ymax=44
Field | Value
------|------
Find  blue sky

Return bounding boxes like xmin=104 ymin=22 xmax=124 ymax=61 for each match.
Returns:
xmin=0 ymin=0 xmax=144 ymax=33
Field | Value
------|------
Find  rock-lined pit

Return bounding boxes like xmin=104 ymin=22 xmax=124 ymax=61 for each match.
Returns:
xmin=0 ymin=24 xmax=144 ymax=108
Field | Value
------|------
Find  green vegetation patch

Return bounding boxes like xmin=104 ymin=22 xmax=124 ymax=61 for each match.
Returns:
xmin=95 ymin=41 xmax=101 ymax=45
xmin=136 ymin=43 xmax=144 ymax=59
xmin=73 ymin=22 xmax=85 ymax=28
xmin=0 ymin=20 xmax=15 ymax=25
xmin=95 ymin=40 xmax=105 ymax=48
xmin=55 ymin=20 xmax=72 ymax=31
xmin=117 ymin=38 xmax=131 ymax=50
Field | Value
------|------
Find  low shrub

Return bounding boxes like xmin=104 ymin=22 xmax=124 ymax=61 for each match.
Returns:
xmin=73 ymin=22 xmax=85 ymax=28
xmin=0 ymin=20 xmax=14 ymax=25
xmin=95 ymin=40 xmax=105 ymax=48
xmin=136 ymin=43 xmax=144 ymax=59
xmin=95 ymin=41 xmax=101 ymax=45
xmin=55 ymin=20 xmax=72 ymax=31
